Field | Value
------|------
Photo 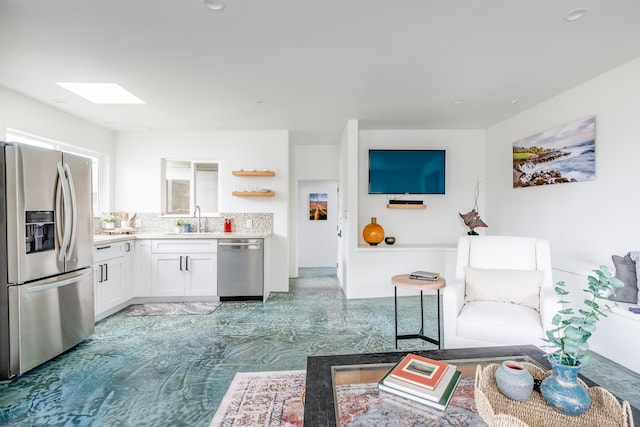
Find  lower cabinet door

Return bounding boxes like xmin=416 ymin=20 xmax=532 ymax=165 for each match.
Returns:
xmin=95 ymin=256 xmax=126 ymax=317
xmin=101 ymin=257 xmax=125 ymax=310
xmin=184 ymin=254 xmax=217 ymax=296
xmin=151 ymin=254 xmax=185 ymax=296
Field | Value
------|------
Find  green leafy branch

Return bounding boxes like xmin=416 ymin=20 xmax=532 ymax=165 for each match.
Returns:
xmin=544 ymin=266 xmax=623 ymax=366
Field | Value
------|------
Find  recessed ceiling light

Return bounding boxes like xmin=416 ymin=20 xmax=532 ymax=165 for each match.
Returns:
xmin=511 ymin=99 xmax=520 ymax=105
xmin=204 ymin=0 xmax=225 ymax=11
xmin=564 ymin=8 xmax=588 ymax=22
xmin=453 ymin=100 xmax=463 ymax=105
xmin=56 ymin=82 xmax=144 ymax=104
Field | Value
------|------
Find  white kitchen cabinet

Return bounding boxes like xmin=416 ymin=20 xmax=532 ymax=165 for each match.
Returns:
xmin=150 ymin=239 xmax=217 ymax=297
xmin=94 ymin=241 xmax=133 ymax=320
xmin=134 ymin=239 xmax=152 ymax=297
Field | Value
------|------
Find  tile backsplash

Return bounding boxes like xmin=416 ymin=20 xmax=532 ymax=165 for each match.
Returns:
xmin=94 ymin=212 xmax=273 ymax=234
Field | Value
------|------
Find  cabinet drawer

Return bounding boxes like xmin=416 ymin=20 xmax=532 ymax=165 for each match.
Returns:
xmin=94 ymin=241 xmax=128 ymax=262
xmin=151 ymin=239 xmax=217 ymax=254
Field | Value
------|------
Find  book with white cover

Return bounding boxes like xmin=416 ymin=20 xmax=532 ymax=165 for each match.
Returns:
xmin=379 ymin=370 xmax=462 ymax=411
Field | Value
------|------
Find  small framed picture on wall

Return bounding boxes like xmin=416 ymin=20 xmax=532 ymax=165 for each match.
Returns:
xmin=309 ymin=193 xmax=328 ymax=221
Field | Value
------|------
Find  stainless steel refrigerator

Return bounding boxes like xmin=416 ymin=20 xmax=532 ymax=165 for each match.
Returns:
xmin=0 ymin=142 xmax=95 ymax=381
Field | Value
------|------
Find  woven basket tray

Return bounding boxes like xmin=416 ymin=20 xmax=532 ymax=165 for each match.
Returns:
xmin=475 ymin=363 xmax=634 ymax=427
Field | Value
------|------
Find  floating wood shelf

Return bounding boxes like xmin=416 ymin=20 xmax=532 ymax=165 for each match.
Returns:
xmin=386 ymin=204 xmax=426 ymax=209
xmin=232 ymin=191 xmax=275 ymax=197
xmin=232 ymin=170 xmax=275 ymax=177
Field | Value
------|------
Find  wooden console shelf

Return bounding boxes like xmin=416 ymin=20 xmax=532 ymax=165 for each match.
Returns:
xmin=387 ymin=204 xmax=426 ymax=209
xmin=232 ymin=170 xmax=275 ymax=177
xmin=232 ymin=191 xmax=275 ymax=197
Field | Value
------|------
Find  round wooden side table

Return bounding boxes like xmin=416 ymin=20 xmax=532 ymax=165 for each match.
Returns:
xmin=391 ymin=274 xmax=446 ymax=349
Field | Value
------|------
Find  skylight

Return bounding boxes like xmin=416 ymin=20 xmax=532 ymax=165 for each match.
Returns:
xmin=56 ymin=82 xmax=145 ymax=104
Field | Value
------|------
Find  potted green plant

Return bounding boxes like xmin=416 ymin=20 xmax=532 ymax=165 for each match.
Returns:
xmin=101 ymin=214 xmax=117 ymax=230
xmin=175 ymin=218 xmax=187 ymax=233
xmin=541 ymin=265 xmax=623 ymax=415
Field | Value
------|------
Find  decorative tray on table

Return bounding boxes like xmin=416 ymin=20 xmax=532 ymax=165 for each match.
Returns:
xmin=474 ymin=363 xmax=634 ymax=427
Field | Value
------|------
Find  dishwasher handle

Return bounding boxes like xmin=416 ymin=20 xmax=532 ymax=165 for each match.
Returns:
xmin=218 ymin=242 xmax=261 ymax=247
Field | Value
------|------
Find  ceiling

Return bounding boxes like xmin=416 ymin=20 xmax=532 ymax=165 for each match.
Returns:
xmin=1 ymin=1 xmax=640 ymax=145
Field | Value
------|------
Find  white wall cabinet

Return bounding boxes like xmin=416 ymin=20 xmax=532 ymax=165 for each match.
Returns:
xmin=94 ymin=241 xmax=133 ymax=320
xmin=150 ymin=239 xmax=217 ymax=297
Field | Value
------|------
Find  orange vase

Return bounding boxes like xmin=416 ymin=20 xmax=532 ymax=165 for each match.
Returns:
xmin=363 ymin=217 xmax=384 ymax=246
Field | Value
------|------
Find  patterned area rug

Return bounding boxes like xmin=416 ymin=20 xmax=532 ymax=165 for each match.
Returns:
xmin=123 ymin=302 xmax=221 ymax=316
xmin=210 ymin=370 xmax=306 ymax=427
xmin=210 ymin=371 xmax=486 ymax=427
xmin=336 ymin=376 xmax=485 ymax=426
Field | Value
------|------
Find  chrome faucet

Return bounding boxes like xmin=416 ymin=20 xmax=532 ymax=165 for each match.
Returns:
xmin=193 ymin=205 xmax=201 ymax=233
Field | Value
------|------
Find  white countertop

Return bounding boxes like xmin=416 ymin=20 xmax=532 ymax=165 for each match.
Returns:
xmin=93 ymin=232 xmax=272 ymax=245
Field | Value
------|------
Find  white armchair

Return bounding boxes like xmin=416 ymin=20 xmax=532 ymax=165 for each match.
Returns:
xmin=443 ymin=235 xmax=559 ymax=349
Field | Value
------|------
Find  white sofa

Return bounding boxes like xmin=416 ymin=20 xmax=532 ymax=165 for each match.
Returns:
xmin=443 ymin=235 xmax=559 ymax=349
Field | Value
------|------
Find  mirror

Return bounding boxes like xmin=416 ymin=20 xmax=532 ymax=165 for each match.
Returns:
xmin=161 ymin=159 xmax=219 ymax=215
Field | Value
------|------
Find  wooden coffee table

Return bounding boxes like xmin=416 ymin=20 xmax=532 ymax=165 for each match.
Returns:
xmin=303 ymin=345 xmax=640 ymax=426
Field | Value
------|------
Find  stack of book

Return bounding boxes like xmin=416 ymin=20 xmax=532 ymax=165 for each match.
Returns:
xmin=378 ymin=353 xmax=462 ymax=411
xmin=409 ymin=271 xmax=440 ymax=281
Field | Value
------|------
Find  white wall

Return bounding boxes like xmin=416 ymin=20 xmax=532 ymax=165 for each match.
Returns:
xmin=114 ymin=130 xmax=290 ymax=292
xmin=290 ymin=144 xmax=340 ymax=275
xmin=297 ymin=180 xmax=338 ymax=268
xmin=342 ymin=127 xmax=485 ymax=299
xmin=485 ymin=56 xmax=640 ymax=265
xmin=358 ymin=129 xmax=486 ymax=245
xmin=0 ymin=85 xmax=116 ymax=210
xmin=336 ymin=123 xmax=353 ymax=292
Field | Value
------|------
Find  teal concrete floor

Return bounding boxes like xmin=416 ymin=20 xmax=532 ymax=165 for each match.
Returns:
xmin=1 ymin=267 xmax=639 ymax=426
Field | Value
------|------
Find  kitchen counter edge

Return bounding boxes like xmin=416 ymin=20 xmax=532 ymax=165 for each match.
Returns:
xmin=94 ymin=232 xmax=272 ymax=245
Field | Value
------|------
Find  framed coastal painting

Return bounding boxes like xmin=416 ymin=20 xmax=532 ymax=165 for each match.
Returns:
xmin=512 ymin=115 xmax=596 ymax=188
xmin=309 ymin=193 xmax=328 ymax=221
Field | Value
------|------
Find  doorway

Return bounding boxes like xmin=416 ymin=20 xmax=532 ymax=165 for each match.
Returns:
xmin=296 ymin=180 xmax=338 ymax=268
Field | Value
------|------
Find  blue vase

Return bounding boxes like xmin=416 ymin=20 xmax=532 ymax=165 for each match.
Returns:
xmin=495 ymin=360 xmax=534 ymax=401
xmin=540 ymin=354 xmax=592 ymax=416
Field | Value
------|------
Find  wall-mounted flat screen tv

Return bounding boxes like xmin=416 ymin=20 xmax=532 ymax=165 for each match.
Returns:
xmin=368 ymin=149 xmax=446 ymax=194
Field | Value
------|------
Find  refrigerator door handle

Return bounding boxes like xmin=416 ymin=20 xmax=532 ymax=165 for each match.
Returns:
xmin=55 ymin=175 xmax=64 ymax=257
xmin=64 ymin=162 xmax=78 ymax=259
xmin=26 ymin=271 xmax=93 ymax=293
xmin=56 ymin=161 xmax=72 ymax=262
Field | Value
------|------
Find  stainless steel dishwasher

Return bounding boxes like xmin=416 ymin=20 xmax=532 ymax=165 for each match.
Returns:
xmin=217 ymin=238 xmax=264 ymax=301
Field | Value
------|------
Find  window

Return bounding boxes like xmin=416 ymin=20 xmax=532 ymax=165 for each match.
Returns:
xmin=6 ymin=129 xmax=103 ymax=216
xmin=161 ymin=159 xmax=219 ymax=215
